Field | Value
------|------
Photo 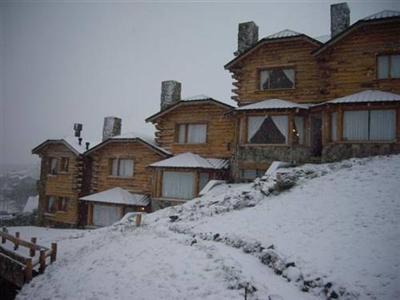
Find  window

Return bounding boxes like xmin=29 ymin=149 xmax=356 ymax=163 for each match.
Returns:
xmin=47 ymin=196 xmax=57 ymax=213
xmin=260 ymin=68 xmax=295 ymax=90
xmin=177 ymin=123 xmax=207 ymax=144
xmin=199 ymin=172 xmax=210 ymax=192
xmin=377 ymin=54 xmax=400 ymax=79
xmin=343 ymin=110 xmax=396 ymax=141
xmin=331 ymin=112 xmax=337 ymax=141
xmin=110 ymin=159 xmax=134 ymax=177
xmin=162 ymin=171 xmax=195 ymax=199
xmin=247 ymin=115 xmax=288 ymax=144
xmin=293 ymin=116 xmax=305 ymax=145
xmin=241 ymin=169 xmax=265 ymax=181
xmin=59 ymin=157 xmax=69 ymax=173
xmin=58 ymin=197 xmax=69 ymax=212
xmin=49 ymin=158 xmax=58 ymax=175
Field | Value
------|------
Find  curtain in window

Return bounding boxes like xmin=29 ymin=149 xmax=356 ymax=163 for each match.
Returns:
xmin=93 ymin=205 xmax=121 ymax=227
xmin=50 ymin=158 xmax=58 ymax=174
xmin=188 ymin=124 xmax=207 ymax=143
xmin=391 ymin=55 xmax=400 ymax=78
xmin=344 ymin=111 xmax=369 ymax=140
xmin=111 ymin=159 xmax=118 ymax=176
xmin=119 ymin=159 xmax=134 ymax=177
xmin=271 ymin=116 xmax=289 ymax=144
xmin=294 ymin=116 xmax=304 ymax=144
xmin=247 ymin=116 xmax=266 ymax=142
xmin=260 ymin=70 xmax=270 ymax=90
xmin=370 ymin=110 xmax=396 ymax=140
xmin=178 ymin=124 xmax=186 ymax=144
xmin=48 ymin=196 xmax=57 ymax=213
xmin=331 ymin=112 xmax=337 ymax=141
xmin=378 ymin=56 xmax=389 ymax=79
xmin=162 ymin=171 xmax=195 ymax=199
xmin=283 ymin=69 xmax=295 ymax=85
xmin=59 ymin=197 xmax=68 ymax=211
xmin=199 ymin=172 xmax=209 ymax=192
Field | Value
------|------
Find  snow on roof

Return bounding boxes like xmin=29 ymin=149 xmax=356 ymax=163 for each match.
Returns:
xmin=363 ymin=10 xmax=400 ymax=21
xmin=63 ymin=136 xmax=98 ymax=154
xmin=90 ymin=132 xmax=171 ymax=156
xmin=236 ymin=99 xmax=309 ymax=111
xmin=23 ymin=196 xmax=38 ymax=213
xmin=80 ymin=187 xmax=150 ymax=206
xmin=149 ymin=152 xmax=229 ymax=170
xmin=265 ymin=29 xmax=302 ymax=39
xmin=326 ymin=90 xmax=400 ymax=104
xmin=181 ymin=95 xmax=213 ymax=101
xmin=314 ymin=34 xmax=331 ymax=43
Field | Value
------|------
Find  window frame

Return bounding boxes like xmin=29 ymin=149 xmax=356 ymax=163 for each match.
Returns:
xmin=342 ymin=109 xmax=396 ymax=142
xmin=109 ymin=158 xmax=134 ymax=178
xmin=161 ymin=170 xmax=196 ymax=200
xmin=175 ymin=123 xmax=208 ymax=144
xmin=46 ymin=196 xmax=69 ymax=214
xmin=376 ymin=53 xmax=400 ymax=80
xmin=258 ymin=66 xmax=296 ymax=91
xmin=246 ymin=114 xmax=290 ymax=145
xmin=49 ymin=157 xmax=58 ymax=175
xmin=59 ymin=157 xmax=70 ymax=173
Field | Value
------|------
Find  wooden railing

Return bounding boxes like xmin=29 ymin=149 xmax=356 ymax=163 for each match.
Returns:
xmin=0 ymin=228 xmax=57 ymax=287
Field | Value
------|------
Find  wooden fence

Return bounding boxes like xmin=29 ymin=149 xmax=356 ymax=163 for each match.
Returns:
xmin=0 ymin=228 xmax=57 ymax=288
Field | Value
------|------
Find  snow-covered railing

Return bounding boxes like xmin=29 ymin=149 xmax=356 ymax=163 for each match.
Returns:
xmin=0 ymin=228 xmax=57 ymax=287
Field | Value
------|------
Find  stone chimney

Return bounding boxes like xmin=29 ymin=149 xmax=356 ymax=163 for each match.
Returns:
xmin=161 ymin=80 xmax=181 ymax=110
xmin=235 ymin=21 xmax=258 ymax=56
xmin=102 ymin=117 xmax=122 ymax=141
xmin=73 ymin=123 xmax=83 ymax=137
xmin=331 ymin=3 xmax=350 ymax=38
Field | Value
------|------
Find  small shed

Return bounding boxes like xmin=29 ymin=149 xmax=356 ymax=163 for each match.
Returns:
xmin=80 ymin=187 xmax=150 ymax=227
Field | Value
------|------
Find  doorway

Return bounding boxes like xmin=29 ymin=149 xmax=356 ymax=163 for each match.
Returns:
xmin=310 ymin=114 xmax=322 ymax=156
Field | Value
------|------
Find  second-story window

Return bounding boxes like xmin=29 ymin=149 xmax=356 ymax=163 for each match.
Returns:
xmin=110 ymin=158 xmax=134 ymax=177
xmin=49 ymin=158 xmax=58 ymax=175
xmin=377 ymin=54 xmax=400 ymax=79
xmin=177 ymin=124 xmax=207 ymax=144
xmin=59 ymin=157 xmax=69 ymax=173
xmin=259 ymin=68 xmax=295 ymax=90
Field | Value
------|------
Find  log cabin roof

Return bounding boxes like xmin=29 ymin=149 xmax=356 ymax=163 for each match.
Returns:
xmin=80 ymin=187 xmax=150 ymax=206
xmin=224 ymin=30 xmax=322 ymax=70
xmin=145 ymin=97 xmax=234 ymax=123
xmin=84 ymin=132 xmax=171 ymax=156
xmin=313 ymin=10 xmax=400 ymax=56
xmin=236 ymin=99 xmax=310 ymax=111
xmin=32 ymin=136 xmax=98 ymax=156
xmin=324 ymin=89 xmax=400 ymax=104
xmin=149 ymin=152 xmax=229 ymax=170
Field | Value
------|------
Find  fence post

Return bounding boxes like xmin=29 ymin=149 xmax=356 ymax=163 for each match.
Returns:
xmin=1 ymin=227 xmax=6 ymax=244
xmin=25 ymin=258 xmax=33 ymax=283
xmin=136 ymin=213 xmax=142 ymax=226
xmin=30 ymin=237 xmax=37 ymax=257
xmin=50 ymin=243 xmax=57 ymax=263
xmin=14 ymin=232 xmax=20 ymax=250
xmin=39 ymin=250 xmax=46 ymax=273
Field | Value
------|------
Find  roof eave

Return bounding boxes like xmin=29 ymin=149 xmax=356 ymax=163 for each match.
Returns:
xmin=313 ymin=17 xmax=400 ymax=56
xmin=225 ymin=35 xmax=322 ymax=70
xmin=32 ymin=139 xmax=80 ymax=156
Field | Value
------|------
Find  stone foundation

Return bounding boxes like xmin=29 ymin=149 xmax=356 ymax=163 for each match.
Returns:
xmin=322 ymin=143 xmax=400 ymax=162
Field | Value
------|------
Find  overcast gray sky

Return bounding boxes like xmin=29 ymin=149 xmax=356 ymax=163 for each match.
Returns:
xmin=1 ymin=0 xmax=400 ymax=165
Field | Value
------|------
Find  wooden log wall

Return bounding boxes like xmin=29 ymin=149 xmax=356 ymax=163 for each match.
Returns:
xmin=90 ymin=141 xmax=166 ymax=195
xmin=317 ymin=22 xmax=400 ymax=100
xmin=37 ymin=144 xmax=82 ymax=225
xmin=228 ymin=38 xmax=321 ymax=105
xmin=153 ymin=103 xmax=234 ymax=158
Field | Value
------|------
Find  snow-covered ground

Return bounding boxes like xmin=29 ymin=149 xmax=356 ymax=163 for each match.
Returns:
xmin=12 ymin=155 xmax=400 ymax=300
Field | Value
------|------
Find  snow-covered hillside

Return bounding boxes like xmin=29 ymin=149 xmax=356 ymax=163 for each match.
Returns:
xmin=14 ymin=155 xmax=400 ymax=300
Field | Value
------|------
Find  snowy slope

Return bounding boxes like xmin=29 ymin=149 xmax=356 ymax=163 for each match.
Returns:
xmin=15 ymin=155 xmax=400 ymax=300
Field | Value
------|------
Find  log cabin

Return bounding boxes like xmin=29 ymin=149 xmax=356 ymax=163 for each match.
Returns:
xmin=225 ymin=3 xmax=400 ymax=181
xmin=31 ymin=125 xmax=95 ymax=227
xmin=145 ymin=81 xmax=235 ymax=209
xmin=82 ymin=125 xmax=171 ymax=226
